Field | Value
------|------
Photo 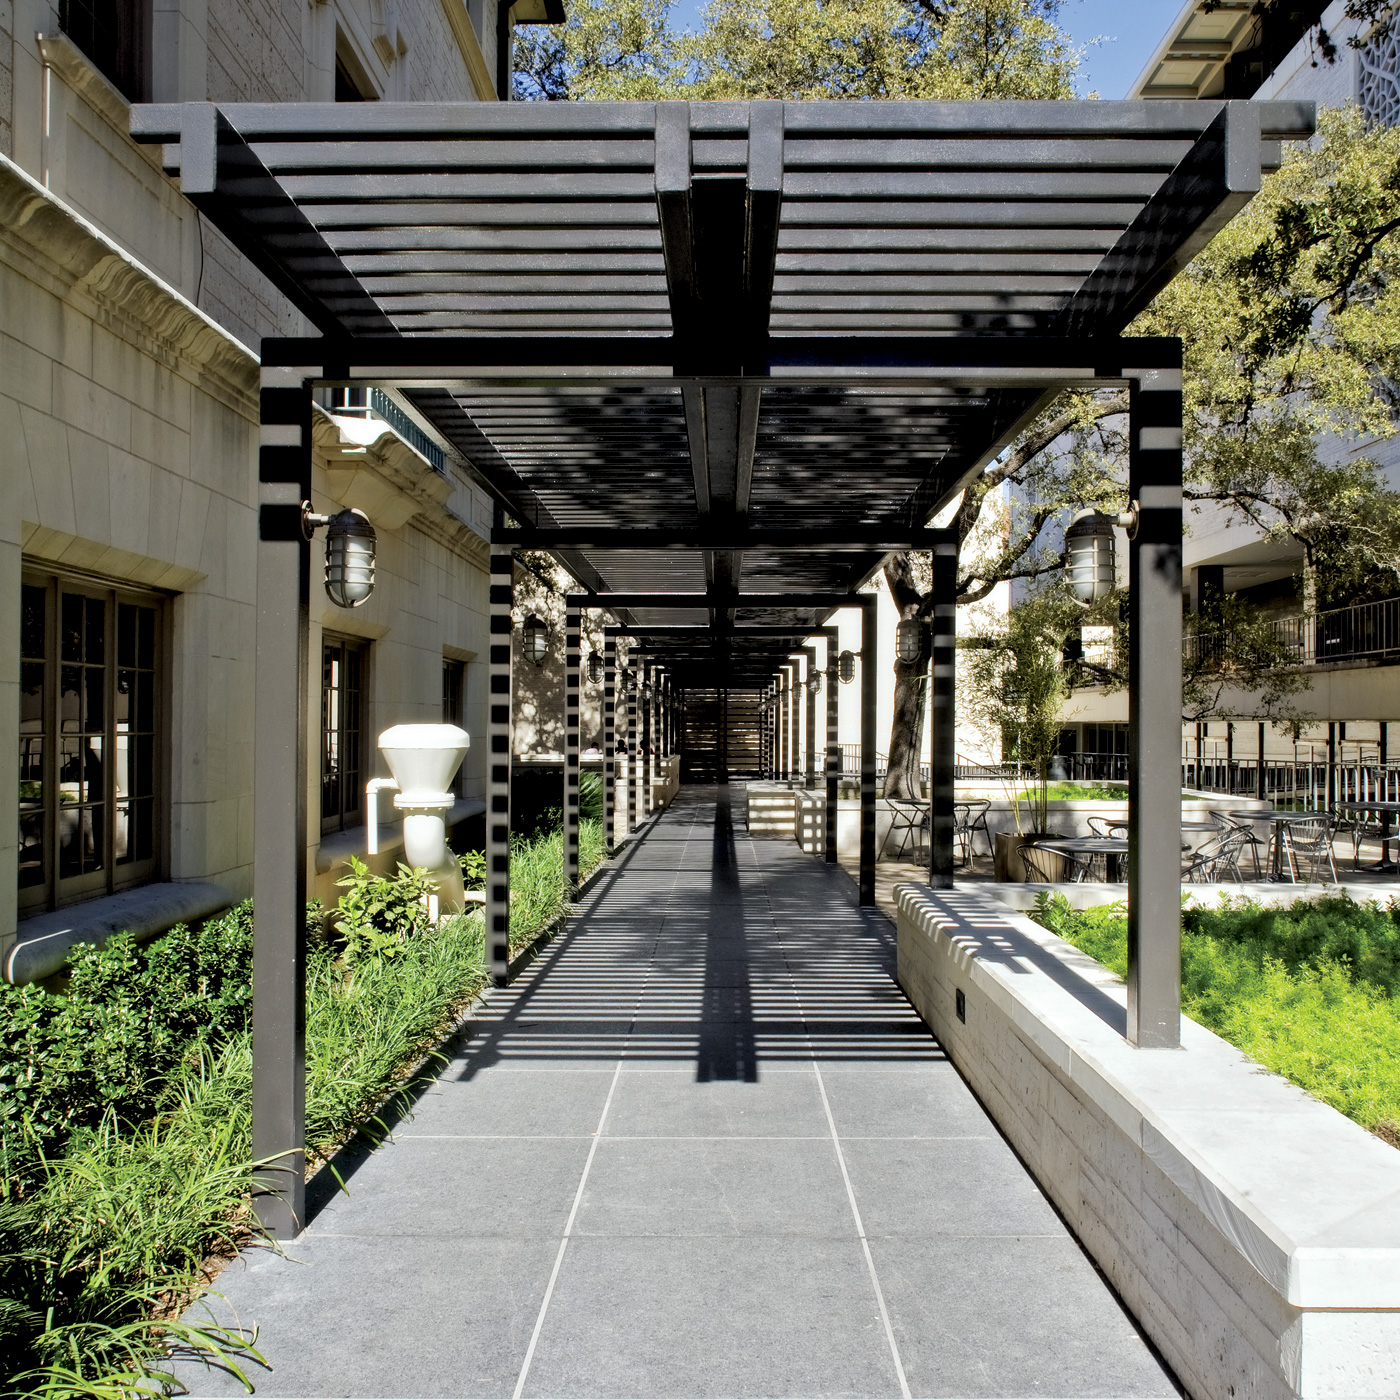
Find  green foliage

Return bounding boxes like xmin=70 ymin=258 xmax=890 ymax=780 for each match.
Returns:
xmin=458 ymin=849 xmax=487 ymax=891
xmin=1013 ymin=782 xmax=1127 ymax=802
xmin=1030 ymin=892 xmax=1400 ymax=1138
xmin=579 ymin=770 xmax=605 ymax=822
xmin=515 ymin=0 xmax=1084 ymax=103
xmin=332 ymin=857 xmax=436 ymax=962
xmin=0 ymin=823 xmax=613 ymax=1393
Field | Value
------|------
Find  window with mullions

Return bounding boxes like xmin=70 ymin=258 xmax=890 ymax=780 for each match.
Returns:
xmin=60 ymin=0 xmax=150 ymax=102
xmin=322 ymin=638 xmax=367 ymax=832
xmin=20 ymin=575 xmax=162 ymax=913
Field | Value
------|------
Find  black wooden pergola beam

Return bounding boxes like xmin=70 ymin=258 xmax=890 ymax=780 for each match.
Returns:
xmin=496 ymin=528 xmax=956 ymax=551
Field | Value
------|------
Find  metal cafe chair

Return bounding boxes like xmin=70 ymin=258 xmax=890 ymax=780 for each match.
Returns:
xmin=953 ymin=799 xmax=993 ymax=864
xmin=1281 ymin=814 xmax=1339 ymax=884
xmin=1181 ymin=828 xmax=1250 ymax=884
xmin=881 ymin=798 xmax=929 ymax=860
xmin=1019 ymin=843 xmax=1093 ymax=884
xmin=1214 ymin=812 xmax=1265 ymax=879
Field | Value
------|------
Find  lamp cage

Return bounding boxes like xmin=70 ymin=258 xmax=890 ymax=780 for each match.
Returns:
xmin=521 ymin=614 xmax=549 ymax=667
xmin=1066 ymin=510 xmax=1118 ymax=605
xmin=837 ymin=650 xmax=857 ymax=685
xmin=896 ymin=618 xmax=926 ymax=666
xmin=323 ymin=509 xmax=377 ymax=609
xmin=587 ymin=651 xmax=605 ymax=683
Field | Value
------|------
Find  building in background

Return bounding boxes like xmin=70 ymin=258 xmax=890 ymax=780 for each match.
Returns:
xmin=0 ymin=0 xmax=563 ymax=982
xmin=1057 ymin=0 xmax=1400 ymax=793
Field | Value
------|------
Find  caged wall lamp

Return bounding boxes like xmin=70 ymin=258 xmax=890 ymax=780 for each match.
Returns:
xmin=807 ymin=670 xmax=823 ymax=695
xmin=587 ymin=651 xmax=605 ymax=683
xmin=303 ymin=505 xmax=376 ymax=609
xmin=1065 ymin=510 xmax=1121 ymax=605
xmin=838 ymin=650 xmax=857 ymax=685
xmin=896 ymin=618 xmax=927 ymax=667
xmin=521 ymin=615 xmax=549 ymax=666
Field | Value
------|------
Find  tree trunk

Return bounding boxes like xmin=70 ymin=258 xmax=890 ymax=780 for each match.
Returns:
xmin=882 ymin=551 xmax=933 ymax=801
xmin=885 ymin=670 xmax=928 ymax=799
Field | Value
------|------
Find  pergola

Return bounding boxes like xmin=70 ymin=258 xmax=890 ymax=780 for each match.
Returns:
xmin=131 ymin=95 xmax=1311 ymax=1236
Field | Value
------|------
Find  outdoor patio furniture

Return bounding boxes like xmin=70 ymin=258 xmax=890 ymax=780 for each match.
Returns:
xmin=1181 ymin=827 xmax=1250 ymax=884
xmin=953 ymin=799 xmax=993 ymax=864
xmin=1019 ymin=842 xmax=1094 ymax=884
xmin=1281 ymin=814 xmax=1339 ymax=883
xmin=881 ymin=798 xmax=929 ymax=861
xmin=1340 ymin=800 xmax=1400 ymax=870
xmin=1213 ymin=812 xmax=1266 ymax=878
xmin=1086 ymin=816 xmax=1127 ymax=838
xmin=1039 ymin=836 xmax=1129 ymax=882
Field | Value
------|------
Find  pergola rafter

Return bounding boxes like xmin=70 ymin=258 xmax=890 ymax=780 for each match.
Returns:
xmin=131 ymin=95 xmax=1312 ymax=1239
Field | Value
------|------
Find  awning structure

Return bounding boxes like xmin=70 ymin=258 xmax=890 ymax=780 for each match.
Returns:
xmin=132 ymin=98 xmax=1308 ymax=685
xmin=130 ymin=96 xmax=1313 ymax=1237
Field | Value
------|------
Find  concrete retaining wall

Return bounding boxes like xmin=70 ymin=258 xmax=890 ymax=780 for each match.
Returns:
xmin=896 ymin=884 xmax=1400 ymax=1400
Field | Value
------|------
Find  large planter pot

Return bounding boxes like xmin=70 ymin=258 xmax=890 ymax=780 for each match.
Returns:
xmin=993 ymin=830 xmax=1066 ymax=883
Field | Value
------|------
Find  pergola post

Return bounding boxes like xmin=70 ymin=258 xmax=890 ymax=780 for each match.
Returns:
xmin=487 ymin=544 xmax=514 ymax=985
xmin=803 ymin=645 xmax=818 ymax=792
xmin=564 ymin=602 xmax=581 ymax=887
xmin=627 ymin=660 xmax=639 ymax=835
xmin=604 ymin=634 xmax=617 ymax=849
xmin=929 ymin=542 xmax=958 ymax=888
xmin=825 ymin=629 xmax=839 ymax=865
xmin=1127 ymin=359 xmax=1185 ymax=1048
xmin=642 ymin=658 xmax=653 ymax=815
xmin=251 ymin=360 xmax=316 ymax=1240
xmin=860 ymin=597 xmax=878 ymax=907
xmin=785 ymin=664 xmax=797 ymax=780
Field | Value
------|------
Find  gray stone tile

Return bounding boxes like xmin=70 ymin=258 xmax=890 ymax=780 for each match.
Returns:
xmin=604 ymin=1068 xmax=829 ymax=1136
xmin=841 ymin=1138 xmax=1063 ymax=1238
xmin=171 ymin=1235 xmax=557 ymax=1398
xmin=522 ymin=1236 xmax=902 ymax=1398
xmin=307 ymin=1136 xmax=589 ymax=1238
xmin=575 ymin=1137 xmax=854 ymax=1238
xmin=820 ymin=1069 xmax=990 ymax=1139
xmin=872 ymin=1235 xmax=1181 ymax=1398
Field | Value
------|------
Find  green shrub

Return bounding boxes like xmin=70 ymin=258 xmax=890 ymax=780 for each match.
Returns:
xmin=579 ymin=770 xmax=604 ymax=821
xmin=1031 ymin=892 xmax=1400 ymax=1137
xmin=333 ymin=858 xmax=437 ymax=962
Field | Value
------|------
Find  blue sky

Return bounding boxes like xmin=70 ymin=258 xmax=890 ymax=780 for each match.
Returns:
xmin=666 ymin=0 xmax=1187 ymax=99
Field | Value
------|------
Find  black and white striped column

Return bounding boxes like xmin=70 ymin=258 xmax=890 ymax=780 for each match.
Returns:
xmin=929 ymin=541 xmax=958 ymax=889
xmin=252 ymin=358 xmax=319 ymax=1239
xmin=627 ymin=658 xmax=639 ymax=835
xmin=564 ymin=602 xmax=581 ymax=887
xmin=825 ymin=630 xmax=839 ymax=864
xmin=642 ymin=658 xmax=653 ymax=816
xmin=803 ymin=645 xmax=818 ymax=792
xmin=604 ymin=633 xmax=617 ymax=849
xmin=1127 ymin=360 xmax=1185 ymax=1048
xmin=487 ymin=548 xmax=514 ymax=985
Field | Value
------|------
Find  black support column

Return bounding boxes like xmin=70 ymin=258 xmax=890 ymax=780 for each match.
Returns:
xmin=642 ymin=658 xmax=653 ymax=815
xmin=487 ymin=545 xmax=514 ymax=985
xmin=1127 ymin=358 xmax=1185 ymax=1048
xmin=564 ymin=602 xmax=581 ymax=886
xmin=825 ymin=628 xmax=839 ymax=865
xmin=605 ymin=634 xmax=617 ymax=849
xmin=252 ymin=359 xmax=317 ymax=1239
xmin=803 ymin=644 xmax=818 ymax=792
xmin=929 ymin=542 xmax=958 ymax=888
xmin=627 ymin=659 xmax=639 ymax=834
xmin=860 ymin=597 xmax=878 ymax=907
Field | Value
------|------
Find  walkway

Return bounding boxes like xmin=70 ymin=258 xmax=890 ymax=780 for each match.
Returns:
xmin=178 ymin=787 xmax=1179 ymax=1400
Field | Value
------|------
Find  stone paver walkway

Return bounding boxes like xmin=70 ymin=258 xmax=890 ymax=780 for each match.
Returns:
xmin=177 ymin=786 xmax=1179 ymax=1400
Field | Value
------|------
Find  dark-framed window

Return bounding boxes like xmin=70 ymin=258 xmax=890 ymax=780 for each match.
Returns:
xmin=60 ymin=0 xmax=151 ymax=102
xmin=443 ymin=658 xmax=466 ymax=795
xmin=20 ymin=572 xmax=163 ymax=914
xmin=322 ymin=636 xmax=367 ymax=833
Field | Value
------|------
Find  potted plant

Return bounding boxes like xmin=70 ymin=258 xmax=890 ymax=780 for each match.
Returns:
xmin=962 ymin=593 xmax=1076 ymax=882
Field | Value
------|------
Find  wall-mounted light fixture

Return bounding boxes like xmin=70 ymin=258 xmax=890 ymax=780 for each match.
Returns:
xmin=838 ymin=650 xmax=857 ymax=684
xmin=642 ymin=681 xmax=653 ymax=702
xmin=1065 ymin=510 xmax=1119 ymax=605
xmin=807 ymin=670 xmax=823 ymax=695
xmin=303 ymin=504 xmax=376 ymax=609
xmin=587 ymin=651 xmax=605 ymax=683
xmin=521 ymin=614 xmax=549 ymax=666
xmin=896 ymin=618 xmax=927 ymax=666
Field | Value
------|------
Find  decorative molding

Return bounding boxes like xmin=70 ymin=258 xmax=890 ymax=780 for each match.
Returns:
xmin=0 ymin=153 xmax=259 ymax=417
xmin=1360 ymin=25 xmax=1400 ymax=128
xmin=438 ymin=0 xmax=498 ymax=100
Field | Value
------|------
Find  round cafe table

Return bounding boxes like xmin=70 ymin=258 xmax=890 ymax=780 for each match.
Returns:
xmin=1038 ymin=836 xmax=1129 ymax=883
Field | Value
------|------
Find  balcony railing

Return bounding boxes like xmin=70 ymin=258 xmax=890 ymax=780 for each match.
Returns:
xmin=1185 ymin=597 xmax=1400 ymax=669
xmin=323 ymin=387 xmax=447 ymax=474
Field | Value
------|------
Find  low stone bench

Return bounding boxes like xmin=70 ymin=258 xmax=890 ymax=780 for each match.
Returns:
xmin=896 ymin=883 xmax=1400 ymax=1400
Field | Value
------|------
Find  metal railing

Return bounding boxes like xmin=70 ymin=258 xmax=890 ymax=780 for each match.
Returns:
xmin=1185 ymin=597 xmax=1400 ymax=669
xmin=1182 ymin=744 xmax=1400 ymax=812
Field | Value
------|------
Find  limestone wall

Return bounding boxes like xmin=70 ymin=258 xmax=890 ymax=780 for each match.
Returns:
xmin=897 ymin=884 xmax=1400 ymax=1400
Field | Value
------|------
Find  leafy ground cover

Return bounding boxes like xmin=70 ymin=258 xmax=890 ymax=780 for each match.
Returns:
xmin=0 ymin=818 xmax=606 ymax=1397
xmin=1031 ymin=892 xmax=1400 ymax=1144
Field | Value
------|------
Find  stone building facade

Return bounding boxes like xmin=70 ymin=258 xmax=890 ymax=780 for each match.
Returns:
xmin=0 ymin=0 xmax=557 ymax=981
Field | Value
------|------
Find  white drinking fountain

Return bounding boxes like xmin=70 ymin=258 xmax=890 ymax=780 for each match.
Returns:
xmin=366 ymin=723 xmax=471 ymax=918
